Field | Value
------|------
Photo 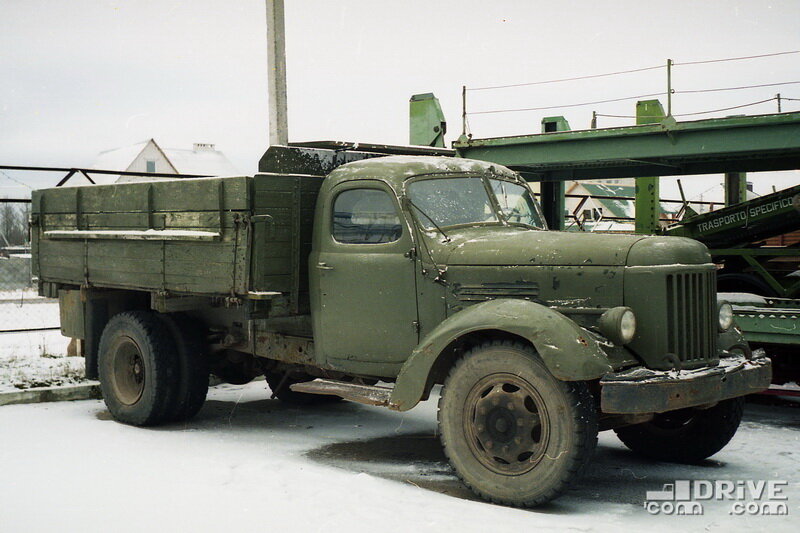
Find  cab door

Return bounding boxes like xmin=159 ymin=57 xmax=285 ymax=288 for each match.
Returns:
xmin=311 ymin=180 xmax=419 ymax=375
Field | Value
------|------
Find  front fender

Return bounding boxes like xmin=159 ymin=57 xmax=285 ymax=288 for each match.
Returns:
xmin=389 ymin=299 xmax=613 ymax=411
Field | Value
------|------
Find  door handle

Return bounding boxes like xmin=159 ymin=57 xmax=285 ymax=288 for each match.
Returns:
xmin=316 ymin=262 xmax=334 ymax=270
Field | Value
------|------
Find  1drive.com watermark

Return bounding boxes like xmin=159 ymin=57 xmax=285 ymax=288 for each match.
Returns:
xmin=644 ymin=480 xmax=789 ymax=516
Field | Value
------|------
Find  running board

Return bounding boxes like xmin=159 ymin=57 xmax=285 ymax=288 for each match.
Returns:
xmin=290 ymin=378 xmax=393 ymax=407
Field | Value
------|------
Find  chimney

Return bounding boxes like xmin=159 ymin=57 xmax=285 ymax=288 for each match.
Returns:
xmin=193 ymin=143 xmax=215 ymax=152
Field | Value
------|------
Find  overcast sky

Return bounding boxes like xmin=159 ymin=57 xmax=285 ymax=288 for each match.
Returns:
xmin=2 ymin=0 xmax=799 ymax=200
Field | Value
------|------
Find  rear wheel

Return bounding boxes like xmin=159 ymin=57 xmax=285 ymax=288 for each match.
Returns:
xmin=159 ymin=314 xmax=209 ymax=422
xmin=614 ymin=398 xmax=744 ymax=463
xmin=98 ymin=311 xmax=179 ymax=426
xmin=438 ymin=340 xmax=598 ymax=507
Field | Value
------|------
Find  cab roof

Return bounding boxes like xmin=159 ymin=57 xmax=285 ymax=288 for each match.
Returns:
xmin=325 ymin=155 xmax=520 ymax=189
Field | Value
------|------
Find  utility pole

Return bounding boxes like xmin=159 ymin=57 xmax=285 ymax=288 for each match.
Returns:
xmin=266 ymin=0 xmax=288 ymax=146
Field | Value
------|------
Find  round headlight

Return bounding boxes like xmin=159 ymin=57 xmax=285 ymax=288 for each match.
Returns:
xmin=619 ymin=309 xmax=637 ymax=343
xmin=598 ymin=307 xmax=637 ymax=345
xmin=718 ymin=302 xmax=734 ymax=331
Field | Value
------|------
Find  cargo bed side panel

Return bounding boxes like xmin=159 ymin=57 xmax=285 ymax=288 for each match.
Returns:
xmin=32 ymin=176 xmax=252 ymax=296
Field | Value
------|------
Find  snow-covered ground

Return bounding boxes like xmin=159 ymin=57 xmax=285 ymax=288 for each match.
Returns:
xmin=0 ymin=329 xmax=80 ymax=391
xmin=0 ymin=383 xmax=797 ymax=532
xmin=0 ymin=295 xmax=80 ymax=391
xmin=0 ymin=291 xmax=60 ymax=330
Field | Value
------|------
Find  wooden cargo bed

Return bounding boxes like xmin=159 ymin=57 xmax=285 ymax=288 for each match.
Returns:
xmin=32 ymin=173 xmax=322 ymax=304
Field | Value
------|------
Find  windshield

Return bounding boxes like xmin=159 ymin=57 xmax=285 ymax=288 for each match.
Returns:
xmin=489 ymin=178 xmax=544 ymax=228
xmin=406 ymin=177 xmax=498 ymax=229
xmin=406 ymin=175 xmax=544 ymax=230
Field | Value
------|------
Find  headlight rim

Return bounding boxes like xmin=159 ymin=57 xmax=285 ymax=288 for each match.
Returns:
xmin=598 ymin=306 xmax=637 ymax=346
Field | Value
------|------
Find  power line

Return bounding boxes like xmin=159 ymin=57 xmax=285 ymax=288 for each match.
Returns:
xmin=675 ymin=80 xmax=800 ymax=94
xmin=0 ymin=170 xmax=33 ymax=190
xmin=595 ymin=96 xmax=783 ymax=119
xmin=674 ymin=97 xmax=781 ymax=117
xmin=466 ymin=91 xmax=665 ymax=115
xmin=465 ymin=50 xmax=800 ymax=92
xmin=674 ymin=50 xmax=800 ymax=66
xmin=467 ymin=64 xmax=664 ymax=91
xmin=469 ymin=82 xmax=799 ymax=116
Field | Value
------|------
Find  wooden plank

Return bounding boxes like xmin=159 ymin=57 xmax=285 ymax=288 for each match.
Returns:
xmin=38 ymin=188 xmax=78 ymax=213
xmin=89 ymin=267 xmax=163 ymax=288
xmin=78 ymin=184 xmax=149 ymax=213
xmin=45 ymin=229 xmax=220 ymax=241
xmin=38 ymin=176 xmax=251 ymax=214
xmin=163 ymin=241 xmax=236 ymax=261
xmin=42 ymin=213 xmax=78 ymax=229
xmin=254 ymin=190 xmax=295 ymax=207
xmin=257 ymin=274 xmax=292 ymax=291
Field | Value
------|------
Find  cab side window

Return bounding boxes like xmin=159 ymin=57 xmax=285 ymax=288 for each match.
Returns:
xmin=332 ymin=188 xmax=402 ymax=244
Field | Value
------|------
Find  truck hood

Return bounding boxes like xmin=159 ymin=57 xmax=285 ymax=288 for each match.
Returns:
xmin=435 ymin=227 xmax=646 ymax=266
xmin=432 ymin=227 xmax=710 ymax=267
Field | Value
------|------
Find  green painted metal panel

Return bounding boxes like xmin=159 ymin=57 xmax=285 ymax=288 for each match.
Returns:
xmin=735 ymin=310 xmax=800 ymax=345
xmin=409 ymin=93 xmax=446 ymax=147
xmin=664 ymin=183 xmax=800 ymax=248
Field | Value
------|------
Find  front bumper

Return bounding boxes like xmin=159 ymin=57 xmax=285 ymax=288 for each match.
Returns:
xmin=600 ymin=353 xmax=772 ymax=414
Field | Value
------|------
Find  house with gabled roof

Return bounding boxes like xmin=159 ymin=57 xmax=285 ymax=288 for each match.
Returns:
xmin=63 ymin=139 xmax=238 ymax=186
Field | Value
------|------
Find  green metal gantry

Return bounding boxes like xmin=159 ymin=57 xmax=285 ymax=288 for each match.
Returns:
xmin=451 ymin=109 xmax=800 ymax=234
xmin=539 ymin=116 xmax=570 ymax=230
xmin=409 ymin=93 xmax=800 ymax=234
xmin=634 ymin=100 xmax=665 ymax=234
xmin=452 ymin=111 xmax=800 ymax=182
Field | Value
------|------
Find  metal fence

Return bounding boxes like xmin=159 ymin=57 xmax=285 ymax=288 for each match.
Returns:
xmin=0 ymin=199 xmax=60 ymax=334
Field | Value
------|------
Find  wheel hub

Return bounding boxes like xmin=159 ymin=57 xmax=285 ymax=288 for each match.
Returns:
xmin=485 ymin=406 xmax=517 ymax=443
xmin=464 ymin=373 xmax=550 ymax=475
xmin=111 ymin=336 xmax=146 ymax=406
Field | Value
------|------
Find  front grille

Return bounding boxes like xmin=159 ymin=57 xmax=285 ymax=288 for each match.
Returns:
xmin=666 ymin=271 xmax=717 ymax=363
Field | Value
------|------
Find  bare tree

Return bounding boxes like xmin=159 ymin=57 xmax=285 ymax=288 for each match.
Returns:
xmin=0 ymin=202 xmax=29 ymax=247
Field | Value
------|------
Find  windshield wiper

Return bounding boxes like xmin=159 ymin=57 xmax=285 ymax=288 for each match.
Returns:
xmin=406 ymin=198 xmax=450 ymax=243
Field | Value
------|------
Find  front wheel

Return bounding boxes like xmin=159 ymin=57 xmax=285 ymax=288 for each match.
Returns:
xmin=438 ymin=341 xmax=598 ymax=507
xmin=614 ymin=398 xmax=744 ymax=463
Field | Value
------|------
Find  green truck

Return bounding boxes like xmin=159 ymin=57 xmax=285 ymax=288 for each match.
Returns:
xmin=32 ymin=143 xmax=771 ymax=507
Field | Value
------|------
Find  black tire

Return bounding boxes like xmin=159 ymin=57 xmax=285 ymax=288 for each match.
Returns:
xmin=98 ymin=311 xmax=179 ymax=426
xmin=158 ymin=314 xmax=209 ymax=422
xmin=717 ymin=272 xmax=777 ymax=297
xmin=614 ymin=397 xmax=744 ymax=463
xmin=265 ymin=370 xmax=342 ymax=405
xmin=438 ymin=340 xmax=598 ymax=507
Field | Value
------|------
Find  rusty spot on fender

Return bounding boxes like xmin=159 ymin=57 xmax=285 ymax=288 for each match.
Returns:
xmin=578 ymin=336 xmax=589 ymax=347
